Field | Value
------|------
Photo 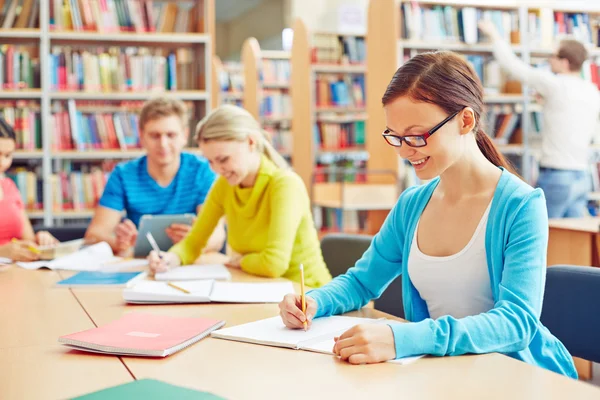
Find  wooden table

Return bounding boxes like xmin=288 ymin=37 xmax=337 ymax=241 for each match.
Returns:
xmin=548 ymin=217 xmax=600 ymax=268
xmin=68 ymin=268 xmax=600 ymax=399
xmin=0 ymin=266 xmax=133 ymax=400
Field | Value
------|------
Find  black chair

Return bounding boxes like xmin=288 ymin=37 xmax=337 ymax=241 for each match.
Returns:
xmin=540 ymin=265 xmax=600 ymax=363
xmin=320 ymin=233 xmax=372 ymax=278
xmin=35 ymin=225 xmax=88 ymax=242
xmin=320 ymin=232 xmax=405 ymax=318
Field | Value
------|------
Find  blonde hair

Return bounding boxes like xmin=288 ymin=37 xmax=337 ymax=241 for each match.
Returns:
xmin=195 ymin=105 xmax=289 ymax=169
xmin=139 ymin=97 xmax=188 ymax=132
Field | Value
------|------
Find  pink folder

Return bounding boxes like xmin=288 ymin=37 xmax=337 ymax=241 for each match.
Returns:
xmin=59 ymin=312 xmax=225 ymax=357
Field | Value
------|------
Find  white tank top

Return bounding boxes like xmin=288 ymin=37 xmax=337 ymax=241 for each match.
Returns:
xmin=408 ymin=203 xmax=495 ymax=320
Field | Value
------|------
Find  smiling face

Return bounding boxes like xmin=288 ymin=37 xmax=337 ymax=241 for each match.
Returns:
xmin=200 ymin=137 xmax=258 ymax=186
xmin=0 ymin=137 xmax=15 ymax=174
xmin=384 ymin=96 xmax=474 ymax=181
xmin=140 ymin=115 xmax=188 ymax=167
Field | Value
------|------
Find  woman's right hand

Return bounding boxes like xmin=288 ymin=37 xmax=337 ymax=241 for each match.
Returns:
xmin=279 ymin=293 xmax=318 ymax=330
xmin=147 ymin=250 xmax=181 ymax=275
xmin=0 ymin=241 xmax=40 ymax=262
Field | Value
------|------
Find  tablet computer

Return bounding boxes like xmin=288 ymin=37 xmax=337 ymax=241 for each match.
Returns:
xmin=133 ymin=214 xmax=195 ymax=257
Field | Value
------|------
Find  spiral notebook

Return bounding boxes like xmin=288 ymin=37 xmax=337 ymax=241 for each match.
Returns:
xmin=59 ymin=313 xmax=225 ymax=357
xmin=211 ymin=315 xmax=422 ymax=365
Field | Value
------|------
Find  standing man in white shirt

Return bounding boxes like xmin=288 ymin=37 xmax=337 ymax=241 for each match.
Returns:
xmin=479 ymin=21 xmax=600 ymax=218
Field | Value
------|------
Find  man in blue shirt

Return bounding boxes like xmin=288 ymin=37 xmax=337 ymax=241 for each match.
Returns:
xmin=85 ymin=97 xmax=225 ymax=255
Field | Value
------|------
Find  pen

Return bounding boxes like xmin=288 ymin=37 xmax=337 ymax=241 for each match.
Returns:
xmin=12 ymin=238 xmax=41 ymax=255
xmin=145 ymin=232 xmax=162 ymax=259
xmin=167 ymin=282 xmax=190 ymax=294
xmin=300 ymin=263 xmax=307 ymax=331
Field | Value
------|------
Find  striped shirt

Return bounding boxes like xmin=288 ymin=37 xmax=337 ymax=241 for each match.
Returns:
xmin=98 ymin=152 xmax=216 ymax=226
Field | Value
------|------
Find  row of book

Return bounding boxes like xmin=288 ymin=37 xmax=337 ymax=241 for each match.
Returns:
xmin=528 ymin=11 xmax=598 ymax=49
xmin=264 ymin=126 xmax=292 ymax=156
xmin=260 ymin=91 xmax=291 ymax=119
xmin=51 ymin=100 xmax=140 ymax=151
xmin=311 ymin=34 xmax=366 ymax=65
xmin=584 ymin=57 xmax=600 ymax=90
xmin=314 ymin=208 xmax=368 ymax=235
xmin=484 ymin=108 xmax=543 ymax=144
xmin=218 ymin=62 xmax=243 ymax=93
xmin=0 ymin=0 xmax=39 ymax=29
xmin=314 ymin=158 xmax=367 ymax=184
xmin=0 ymin=46 xmax=40 ymax=90
xmin=50 ymin=0 xmax=199 ymax=33
xmin=313 ymin=121 xmax=366 ymax=150
xmin=261 ymin=59 xmax=290 ymax=86
xmin=401 ymin=4 xmax=518 ymax=45
xmin=315 ymin=75 xmax=365 ymax=109
xmin=0 ymin=101 xmax=41 ymax=150
xmin=49 ymin=47 xmax=195 ymax=92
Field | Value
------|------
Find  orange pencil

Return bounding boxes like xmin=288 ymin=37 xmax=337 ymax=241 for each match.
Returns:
xmin=300 ymin=263 xmax=307 ymax=331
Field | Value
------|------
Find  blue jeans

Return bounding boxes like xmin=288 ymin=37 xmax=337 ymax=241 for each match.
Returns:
xmin=537 ymin=168 xmax=590 ymax=218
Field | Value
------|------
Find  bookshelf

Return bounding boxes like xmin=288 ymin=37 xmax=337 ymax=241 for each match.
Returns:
xmin=291 ymin=18 xmax=394 ymax=235
xmin=212 ymin=55 xmax=243 ymax=107
xmin=0 ymin=0 xmax=215 ymax=226
xmin=242 ymin=37 xmax=292 ymax=159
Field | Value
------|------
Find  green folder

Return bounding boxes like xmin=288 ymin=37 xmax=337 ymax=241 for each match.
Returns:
xmin=72 ymin=379 xmax=226 ymax=400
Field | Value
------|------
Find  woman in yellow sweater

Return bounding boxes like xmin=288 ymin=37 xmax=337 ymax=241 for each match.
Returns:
xmin=147 ymin=105 xmax=332 ymax=287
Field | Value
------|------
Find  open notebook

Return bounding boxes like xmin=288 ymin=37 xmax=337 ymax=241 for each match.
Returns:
xmin=154 ymin=265 xmax=232 ymax=281
xmin=59 ymin=312 xmax=225 ymax=357
xmin=211 ymin=315 xmax=423 ymax=365
xmin=123 ymin=280 xmax=294 ymax=304
xmin=16 ymin=242 xmax=148 ymax=271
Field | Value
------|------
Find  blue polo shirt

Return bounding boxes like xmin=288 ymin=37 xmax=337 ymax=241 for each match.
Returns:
xmin=99 ymin=153 xmax=216 ymax=226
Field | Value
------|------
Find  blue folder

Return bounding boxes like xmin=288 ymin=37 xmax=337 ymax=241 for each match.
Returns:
xmin=56 ymin=271 xmax=146 ymax=287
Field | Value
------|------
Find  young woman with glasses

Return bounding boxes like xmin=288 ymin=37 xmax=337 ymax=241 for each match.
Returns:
xmin=278 ymin=51 xmax=577 ymax=378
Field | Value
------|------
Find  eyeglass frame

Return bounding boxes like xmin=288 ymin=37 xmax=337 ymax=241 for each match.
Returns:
xmin=382 ymin=108 xmax=463 ymax=148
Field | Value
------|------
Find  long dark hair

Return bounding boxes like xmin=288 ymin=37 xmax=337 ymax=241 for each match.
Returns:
xmin=382 ymin=51 xmax=516 ymax=174
xmin=0 ymin=116 xmax=16 ymax=141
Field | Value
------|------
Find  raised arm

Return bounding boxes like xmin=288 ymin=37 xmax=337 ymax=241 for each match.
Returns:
xmin=168 ymin=178 xmax=225 ymax=264
xmin=307 ymin=195 xmax=407 ymax=317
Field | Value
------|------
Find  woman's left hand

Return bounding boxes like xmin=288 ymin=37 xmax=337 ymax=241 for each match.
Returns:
xmin=35 ymin=231 xmax=59 ymax=246
xmin=333 ymin=324 xmax=396 ymax=365
xmin=225 ymin=254 xmax=242 ymax=269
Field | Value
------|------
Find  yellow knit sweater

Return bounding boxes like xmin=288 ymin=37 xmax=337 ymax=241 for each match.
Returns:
xmin=169 ymin=156 xmax=332 ymax=288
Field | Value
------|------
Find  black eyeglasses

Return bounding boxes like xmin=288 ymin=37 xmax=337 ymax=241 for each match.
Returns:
xmin=382 ymin=109 xmax=462 ymax=148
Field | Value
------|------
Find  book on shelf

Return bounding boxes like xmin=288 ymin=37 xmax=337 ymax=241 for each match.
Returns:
xmin=260 ymin=90 xmax=291 ymax=118
xmin=0 ymin=45 xmax=41 ymax=90
xmin=261 ymin=59 xmax=290 ymax=85
xmin=0 ymin=101 xmax=41 ymax=150
xmin=52 ymin=100 xmax=140 ymax=151
xmin=315 ymin=75 xmax=365 ymax=108
xmin=49 ymin=46 xmax=194 ymax=92
xmin=401 ymin=4 xmax=519 ymax=45
xmin=314 ymin=208 xmax=368 ymax=235
xmin=0 ymin=0 xmax=40 ymax=29
xmin=6 ymin=166 xmax=42 ymax=211
xmin=50 ymin=0 xmax=203 ymax=34
xmin=218 ymin=62 xmax=244 ymax=92
xmin=264 ymin=125 xmax=292 ymax=156
xmin=314 ymin=120 xmax=366 ymax=150
xmin=311 ymin=34 xmax=365 ymax=64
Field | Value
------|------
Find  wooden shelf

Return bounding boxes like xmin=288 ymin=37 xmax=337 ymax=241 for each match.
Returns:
xmin=313 ymin=64 xmax=366 ymax=74
xmin=49 ymin=31 xmax=210 ymax=44
xmin=0 ymin=28 xmax=40 ymax=39
xmin=221 ymin=92 xmax=243 ymax=100
xmin=316 ymin=106 xmax=366 ymax=113
xmin=317 ymin=114 xmax=368 ymax=123
xmin=261 ymin=50 xmax=290 ymax=60
xmin=262 ymin=82 xmax=289 ymax=89
xmin=12 ymin=150 xmax=43 ymax=160
xmin=400 ymin=40 xmax=522 ymax=53
xmin=0 ymin=89 xmax=41 ymax=99
xmin=50 ymin=91 xmax=209 ymax=101
xmin=52 ymin=150 xmax=145 ymax=160
xmin=261 ymin=116 xmax=292 ymax=124
xmin=588 ymin=192 xmax=600 ymax=202
xmin=25 ymin=211 xmax=44 ymax=218
xmin=405 ymin=0 xmax=520 ymax=9
xmin=484 ymin=94 xmax=526 ymax=103
xmin=52 ymin=210 xmax=95 ymax=219
xmin=497 ymin=144 xmax=525 ymax=155
xmin=316 ymin=148 xmax=369 ymax=158
xmin=312 ymin=182 xmax=398 ymax=210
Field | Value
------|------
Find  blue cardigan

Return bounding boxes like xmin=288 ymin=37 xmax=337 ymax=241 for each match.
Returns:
xmin=308 ymin=169 xmax=577 ymax=378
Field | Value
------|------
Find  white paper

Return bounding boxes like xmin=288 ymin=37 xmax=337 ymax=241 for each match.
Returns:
xmin=208 ymin=281 xmax=294 ymax=304
xmin=154 ymin=264 xmax=232 ymax=281
xmin=0 ymin=257 xmax=12 ymax=265
xmin=123 ymin=280 xmax=213 ymax=304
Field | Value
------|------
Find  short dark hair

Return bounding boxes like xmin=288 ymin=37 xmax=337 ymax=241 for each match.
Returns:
xmin=557 ymin=39 xmax=588 ymax=72
xmin=0 ymin=116 xmax=16 ymax=141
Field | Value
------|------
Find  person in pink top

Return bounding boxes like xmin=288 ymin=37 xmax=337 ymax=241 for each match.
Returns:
xmin=0 ymin=117 xmax=57 ymax=261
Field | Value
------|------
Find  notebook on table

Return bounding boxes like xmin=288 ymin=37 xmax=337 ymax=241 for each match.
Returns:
xmin=72 ymin=379 xmax=226 ymax=400
xmin=16 ymin=242 xmax=148 ymax=271
xmin=211 ymin=315 xmax=422 ymax=365
xmin=154 ymin=265 xmax=232 ymax=281
xmin=39 ymin=238 xmax=85 ymax=260
xmin=123 ymin=280 xmax=294 ymax=304
xmin=58 ymin=313 xmax=225 ymax=357
xmin=56 ymin=271 xmax=147 ymax=288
